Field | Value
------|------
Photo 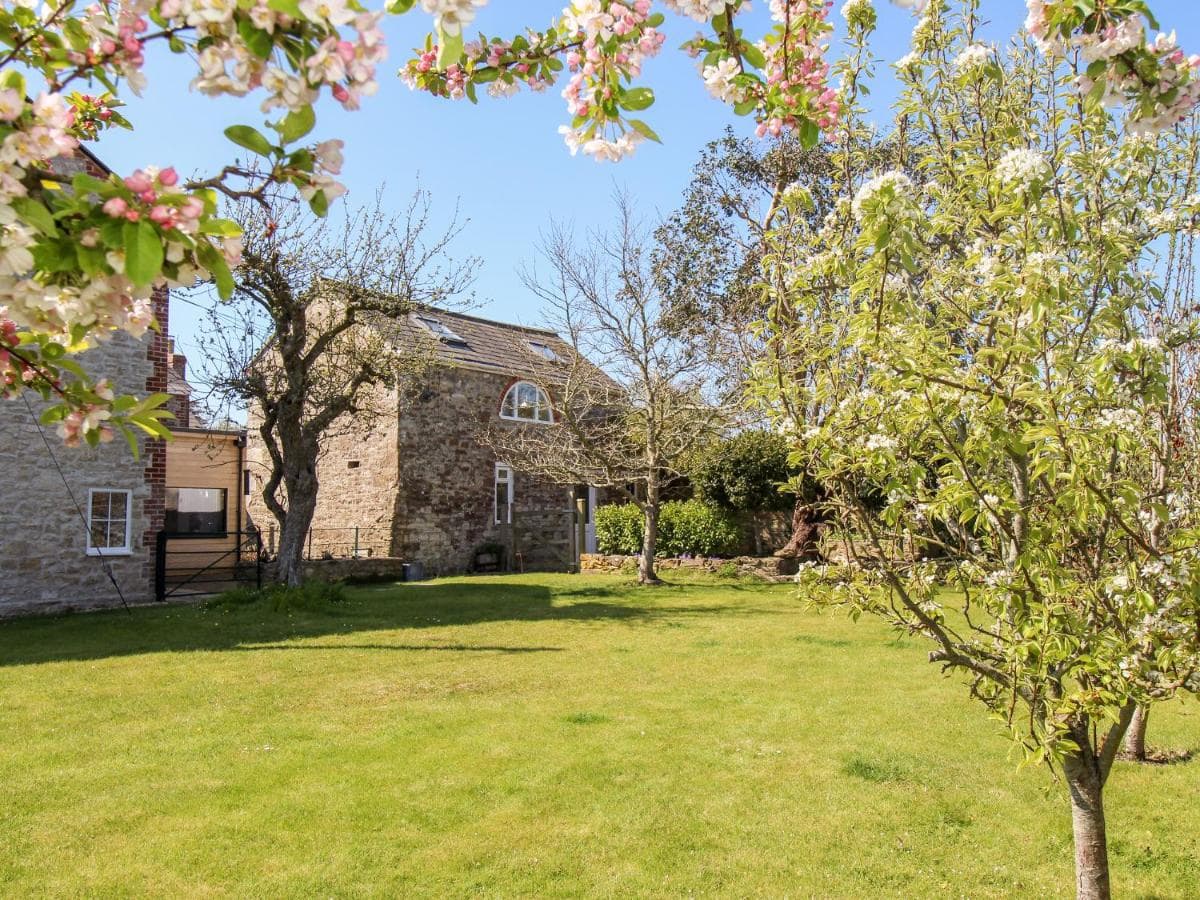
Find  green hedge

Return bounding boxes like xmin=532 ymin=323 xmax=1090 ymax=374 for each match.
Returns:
xmin=595 ymin=503 xmax=644 ymax=555
xmin=594 ymin=500 xmax=741 ymax=558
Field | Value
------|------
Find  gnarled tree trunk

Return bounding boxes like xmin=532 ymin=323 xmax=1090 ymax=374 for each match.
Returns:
xmin=775 ymin=496 xmax=827 ymax=561
xmin=274 ymin=457 xmax=319 ymax=587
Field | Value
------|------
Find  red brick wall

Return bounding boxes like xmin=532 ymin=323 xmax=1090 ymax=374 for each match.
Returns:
xmin=140 ymin=286 xmax=170 ymax=595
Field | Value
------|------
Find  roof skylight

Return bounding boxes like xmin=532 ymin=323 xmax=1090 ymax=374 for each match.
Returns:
xmin=414 ymin=314 xmax=466 ymax=344
xmin=527 ymin=341 xmax=559 ymax=362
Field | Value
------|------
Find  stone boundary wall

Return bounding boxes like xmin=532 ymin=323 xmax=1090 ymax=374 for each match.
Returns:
xmin=299 ymin=557 xmax=412 ymax=583
xmin=580 ymin=553 xmax=799 ymax=582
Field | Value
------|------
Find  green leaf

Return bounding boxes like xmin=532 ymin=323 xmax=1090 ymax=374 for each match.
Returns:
xmin=0 ymin=70 xmax=25 ymax=96
xmin=387 ymin=0 xmax=415 ymax=11
xmin=71 ymin=172 xmax=112 ymax=196
xmin=308 ymin=188 xmax=329 ymax=217
xmin=627 ymin=119 xmax=661 ymax=144
xmin=13 ymin=197 xmax=57 ymax=236
xmin=436 ymin=26 xmax=463 ymax=68
xmin=799 ymin=119 xmax=820 ymax=148
xmin=198 ymin=218 xmax=243 ymax=238
xmin=619 ymin=87 xmax=654 ymax=111
xmin=120 ymin=425 xmax=140 ymax=457
xmin=224 ymin=124 xmax=274 ymax=157
xmin=31 ymin=239 xmax=77 ymax=273
xmin=196 ymin=240 xmax=235 ymax=299
xmin=63 ymin=17 xmax=88 ymax=51
xmin=741 ymin=43 xmax=766 ymax=70
xmin=237 ymin=18 xmax=273 ymax=59
xmin=75 ymin=243 xmax=107 ymax=275
xmin=123 ymin=219 xmax=164 ymax=287
xmin=267 ymin=0 xmax=301 ymax=16
xmin=276 ymin=105 xmax=315 ymax=143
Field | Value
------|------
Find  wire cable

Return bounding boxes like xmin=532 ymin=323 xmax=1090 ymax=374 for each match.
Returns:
xmin=22 ymin=393 xmax=132 ymax=613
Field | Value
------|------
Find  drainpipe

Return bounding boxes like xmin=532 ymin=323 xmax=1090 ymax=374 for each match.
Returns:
xmin=235 ymin=432 xmax=245 ymax=564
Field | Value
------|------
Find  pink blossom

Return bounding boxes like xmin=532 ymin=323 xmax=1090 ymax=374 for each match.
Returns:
xmin=124 ymin=171 xmax=152 ymax=194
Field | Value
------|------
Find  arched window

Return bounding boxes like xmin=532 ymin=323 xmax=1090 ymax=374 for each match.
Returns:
xmin=500 ymin=381 xmax=553 ymax=424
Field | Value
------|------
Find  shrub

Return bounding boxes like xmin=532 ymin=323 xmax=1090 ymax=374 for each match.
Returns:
xmin=691 ymin=430 xmax=798 ymax=513
xmin=595 ymin=503 xmax=645 ymax=555
xmin=596 ymin=500 xmax=742 ymax=557
xmin=658 ymin=499 xmax=741 ymax=557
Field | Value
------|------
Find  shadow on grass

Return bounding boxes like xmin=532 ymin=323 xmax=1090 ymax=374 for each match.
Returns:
xmin=0 ymin=577 xmax=735 ymax=667
xmin=230 ymin=643 xmax=563 ymax=654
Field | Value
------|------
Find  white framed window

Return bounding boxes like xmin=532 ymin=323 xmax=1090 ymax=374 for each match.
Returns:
xmin=413 ymin=314 xmax=466 ymax=344
xmin=500 ymin=381 xmax=553 ymax=424
xmin=527 ymin=340 xmax=559 ymax=362
xmin=87 ymin=489 xmax=132 ymax=556
xmin=494 ymin=463 xmax=514 ymax=525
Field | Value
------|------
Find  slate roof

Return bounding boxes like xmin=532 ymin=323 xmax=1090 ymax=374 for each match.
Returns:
xmin=395 ymin=305 xmax=584 ymax=379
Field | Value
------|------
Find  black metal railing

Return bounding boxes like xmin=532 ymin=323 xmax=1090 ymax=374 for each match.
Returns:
xmin=261 ymin=525 xmax=393 ymax=561
xmin=155 ymin=530 xmax=263 ymax=602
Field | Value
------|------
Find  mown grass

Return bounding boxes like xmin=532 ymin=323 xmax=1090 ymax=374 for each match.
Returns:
xmin=0 ymin=573 xmax=1196 ymax=897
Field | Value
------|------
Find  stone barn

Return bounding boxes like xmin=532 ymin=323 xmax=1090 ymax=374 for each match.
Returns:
xmin=244 ymin=307 xmax=604 ymax=576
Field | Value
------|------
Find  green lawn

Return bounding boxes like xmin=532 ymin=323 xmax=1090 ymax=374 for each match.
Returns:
xmin=0 ymin=574 xmax=1196 ymax=898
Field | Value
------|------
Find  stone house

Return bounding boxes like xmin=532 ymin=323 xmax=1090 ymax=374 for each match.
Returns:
xmin=0 ymin=301 xmax=253 ymax=615
xmin=0 ymin=300 xmax=172 ymax=617
xmin=0 ymin=144 xmax=256 ymax=615
xmin=244 ymin=306 xmax=604 ymax=575
xmin=0 ymin=147 xmax=176 ymax=616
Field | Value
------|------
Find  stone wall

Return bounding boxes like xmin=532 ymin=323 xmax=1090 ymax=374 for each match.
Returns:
xmin=580 ymin=553 xmax=800 ymax=582
xmin=742 ymin=510 xmax=794 ymax=556
xmin=392 ymin=366 xmax=572 ymax=575
xmin=0 ymin=288 xmax=169 ymax=617
xmin=244 ymin=365 xmax=578 ymax=577
xmin=245 ymin=381 xmax=401 ymax=560
xmin=300 ymin=556 xmax=410 ymax=583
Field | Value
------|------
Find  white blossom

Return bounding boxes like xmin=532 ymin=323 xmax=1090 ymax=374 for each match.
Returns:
xmin=953 ymin=43 xmax=992 ymax=74
xmin=995 ymin=148 xmax=1050 ymax=192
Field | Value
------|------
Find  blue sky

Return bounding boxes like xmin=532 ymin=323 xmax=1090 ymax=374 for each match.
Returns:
xmin=88 ymin=1 xmax=1200 ymax=362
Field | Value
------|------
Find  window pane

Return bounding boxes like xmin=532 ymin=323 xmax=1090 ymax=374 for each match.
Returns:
xmin=88 ymin=490 xmax=129 ymax=551
xmin=165 ymin=488 xmax=226 ymax=534
xmin=501 ymin=382 xmax=552 ymax=423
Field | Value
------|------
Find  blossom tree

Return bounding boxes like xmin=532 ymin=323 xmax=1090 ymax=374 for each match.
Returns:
xmin=762 ymin=3 xmax=1200 ymax=897
xmin=0 ymin=0 xmax=1195 ymax=447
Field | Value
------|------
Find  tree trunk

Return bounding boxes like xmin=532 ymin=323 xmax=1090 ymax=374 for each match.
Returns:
xmin=775 ymin=496 xmax=826 ymax=560
xmin=1120 ymin=705 xmax=1149 ymax=762
xmin=274 ymin=462 xmax=319 ymax=587
xmin=639 ymin=492 xmax=662 ymax=585
xmin=1063 ymin=751 xmax=1112 ymax=900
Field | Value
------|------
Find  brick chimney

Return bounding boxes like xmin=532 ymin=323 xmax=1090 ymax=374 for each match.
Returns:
xmin=169 ymin=339 xmax=187 ymax=381
xmin=165 ymin=337 xmax=192 ymax=429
